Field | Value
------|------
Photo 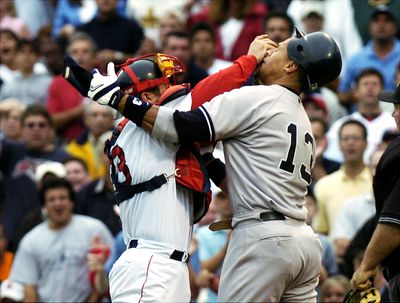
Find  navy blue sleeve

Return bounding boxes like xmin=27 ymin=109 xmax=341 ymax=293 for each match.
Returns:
xmin=173 ymin=106 xmax=215 ymax=143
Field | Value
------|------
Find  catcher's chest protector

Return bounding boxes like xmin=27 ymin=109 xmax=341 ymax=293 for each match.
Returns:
xmin=106 ymin=118 xmax=211 ymax=223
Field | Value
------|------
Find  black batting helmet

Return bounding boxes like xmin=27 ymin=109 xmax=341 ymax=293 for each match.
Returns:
xmin=288 ymin=28 xmax=342 ymax=89
xmin=116 ymin=53 xmax=186 ymax=95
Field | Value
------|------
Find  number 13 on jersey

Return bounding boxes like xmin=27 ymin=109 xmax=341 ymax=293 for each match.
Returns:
xmin=279 ymin=123 xmax=314 ymax=184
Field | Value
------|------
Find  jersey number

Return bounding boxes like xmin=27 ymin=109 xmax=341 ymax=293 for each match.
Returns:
xmin=279 ymin=123 xmax=314 ymax=184
xmin=110 ymin=145 xmax=132 ymax=185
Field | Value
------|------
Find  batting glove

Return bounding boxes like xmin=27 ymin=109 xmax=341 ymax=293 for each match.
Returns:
xmin=88 ymin=62 xmax=121 ymax=108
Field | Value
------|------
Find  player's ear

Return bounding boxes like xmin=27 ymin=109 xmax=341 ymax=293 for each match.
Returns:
xmin=284 ymin=61 xmax=299 ymax=74
xmin=140 ymin=91 xmax=153 ymax=102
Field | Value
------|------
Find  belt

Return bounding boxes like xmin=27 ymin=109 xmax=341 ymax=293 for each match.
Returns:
xmin=128 ymin=239 xmax=189 ymax=263
xmin=209 ymin=211 xmax=285 ymax=231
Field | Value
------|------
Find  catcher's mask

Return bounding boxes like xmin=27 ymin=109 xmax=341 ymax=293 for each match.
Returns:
xmin=343 ymin=288 xmax=381 ymax=303
xmin=116 ymin=53 xmax=186 ymax=95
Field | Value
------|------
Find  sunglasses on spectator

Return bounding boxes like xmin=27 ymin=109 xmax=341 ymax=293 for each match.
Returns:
xmin=24 ymin=122 xmax=48 ymax=129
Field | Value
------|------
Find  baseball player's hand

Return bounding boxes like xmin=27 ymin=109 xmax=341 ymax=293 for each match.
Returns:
xmin=88 ymin=62 xmax=121 ymax=107
xmin=247 ymin=34 xmax=278 ymax=64
xmin=350 ymin=264 xmax=377 ymax=291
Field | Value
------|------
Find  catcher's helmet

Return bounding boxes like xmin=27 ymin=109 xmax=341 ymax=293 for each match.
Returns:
xmin=117 ymin=53 xmax=186 ymax=95
xmin=287 ymin=27 xmax=342 ymax=90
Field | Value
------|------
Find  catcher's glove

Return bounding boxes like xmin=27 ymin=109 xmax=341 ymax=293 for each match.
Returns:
xmin=343 ymin=287 xmax=381 ymax=303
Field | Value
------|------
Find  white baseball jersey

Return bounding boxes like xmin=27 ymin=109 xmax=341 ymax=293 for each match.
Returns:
xmin=154 ymin=84 xmax=315 ymax=221
xmin=110 ymin=93 xmax=195 ymax=252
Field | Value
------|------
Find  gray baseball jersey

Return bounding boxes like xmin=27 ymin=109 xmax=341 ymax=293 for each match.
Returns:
xmin=154 ymin=84 xmax=315 ymax=221
xmin=153 ymin=84 xmax=321 ymax=302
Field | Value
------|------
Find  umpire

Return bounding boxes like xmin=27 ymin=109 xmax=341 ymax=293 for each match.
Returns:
xmin=351 ymin=83 xmax=400 ymax=301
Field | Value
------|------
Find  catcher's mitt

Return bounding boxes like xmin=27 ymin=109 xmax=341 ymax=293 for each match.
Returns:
xmin=343 ymin=288 xmax=381 ymax=303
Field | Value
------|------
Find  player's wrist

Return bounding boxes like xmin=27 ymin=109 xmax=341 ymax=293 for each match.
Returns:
xmin=201 ymin=153 xmax=225 ymax=186
xmin=122 ymin=96 xmax=153 ymax=127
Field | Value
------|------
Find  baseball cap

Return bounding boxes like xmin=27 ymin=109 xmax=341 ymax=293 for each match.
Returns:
xmin=378 ymin=83 xmax=400 ymax=103
xmin=300 ymin=1 xmax=324 ymax=19
xmin=370 ymin=5 xmax=396 ymax=22
xmin=0 ymin=279 xmax=24 ymax=301
xmin=35 ymin=161 xmax=67 ymax=182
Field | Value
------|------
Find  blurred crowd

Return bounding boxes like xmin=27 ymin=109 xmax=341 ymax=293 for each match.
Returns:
xmin=0 ymin=0 xmax=399 ymax=302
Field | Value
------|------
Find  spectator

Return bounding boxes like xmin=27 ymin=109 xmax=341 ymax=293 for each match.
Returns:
xmin=0 ymin=223 xmax=13 ymax=283
xmin=163 ymin=31 xmax=208 ymax=88
xmin=186 ymin=0 xmax=267 ymax=61
xmin=0 ymin=29 xmax=19 ymax=84
xmin=189 ymin=22 xmax=231 ymax=75
xmin=195 ymin=191 xmax=232 ymax=302
xmin=46 ymin=32 xmax=97 ymax=144
xmin=331 ymin=148 xmax=384 ymax=262
xmin=309 ymin=117 xmax=340 ymax=183
xmin=52 ymin=0 xmax=97 ymax=41
xmin=287 ymin=0 xmax=362 ymax=73
xmin=319 ymin=275 xmax=351 ymax=303
xmin=313 ymin=120 xmax=372 ymax=236
xmin=0 ymin=104 xmax=69 ymax=251
xmin=303 ymin=93 xmax=329 ymax=123
xmin=75 ymin=131 xmax=122 ymax=236
xmin=13 ymin=0 xmax=55 ymax=38
xmin=63 ymin=156 xmax=91 ymax=192
xmin=304 ymin=189 xmax=339 ymax=286
xmin=0 ymin=39 xmax=52 ymax=105
xmin=0 ymin=0 xmax=31 ymax=39
xmin=263 ymin=11 xmax=294 ymax=43
xmin=78 ymin=0 xmax=144 ymax=70
xmin=9 ymin=177 xmax=114 ymax=302
xmin=0 ymin=99 xmax=25 ymax=141
xmin=13 ymin=161 xmax=68 ymax=251
xmin=159 ymin=11 xmax=185 ymax=49
xmin=35 ymin=26 xmax=64 ymax=76
xmin=66 ymin=101 xmax=114 ymax=179
xmin=0 ymin=30 xmax=47 ymax=85
xmin=300 ymin=8 xmax=324 ymax=34
xmin=351 ymin=1 xmax=400 ymax=45
xmin=339 ymin=6 xmax=400 ymax=107
xmin=325 ymin=68 xmax=397 ymax=165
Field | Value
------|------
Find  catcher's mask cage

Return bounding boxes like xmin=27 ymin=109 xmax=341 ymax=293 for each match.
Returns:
xmin=116 ymin=53 xmax=186 ymax=95
xmin=287 ymin=27 xmax=342 ymax=90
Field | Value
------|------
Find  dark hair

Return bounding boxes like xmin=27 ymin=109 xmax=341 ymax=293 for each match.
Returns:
xmin=66 ymin=31 xmax=97 ymax=53
xmin=0 ymin=29 xmax=19 ymax=42
xmin=17 ymin=39 xmax=40 ymax=55
xmin=165 ymin=31 xmax=190 ymax=42
xmin=63 ymin=156 xmax=89 ymax=172
xmin=189 ymin=22 xmax=216 ymax=43
xmin=339 ymin=119 xmax=368 ymax=141
xmin=21 ymin=104 xmax=53 ymax=127
xmin=355 ymin=68 xmax=384 ymax=86
xmin=264 ymin=11 xmax=295 ymax=34
xmin=39 ymin=177 xmax=75 ymax=205
xmin=309 ymin=116 xmax=327 ymax=133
